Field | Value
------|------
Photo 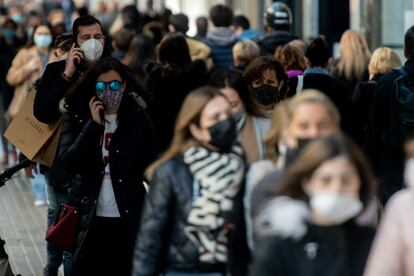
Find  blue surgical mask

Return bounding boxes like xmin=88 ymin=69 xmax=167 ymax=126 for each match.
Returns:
xmin=34 ymin=34 xmax=52 ymax=48
xmin=11 ymin=13 xmax=24 ymax=24
xmin=3 ymin=29 xmax=16 ymax=39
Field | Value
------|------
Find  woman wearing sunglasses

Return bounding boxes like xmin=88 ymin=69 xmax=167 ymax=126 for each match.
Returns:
xmin=50 ymin=57 xmax=158 ymax=275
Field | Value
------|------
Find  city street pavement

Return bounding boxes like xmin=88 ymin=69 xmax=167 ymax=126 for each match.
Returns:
xmin=0 ymin=169 xmax=48 ymax=276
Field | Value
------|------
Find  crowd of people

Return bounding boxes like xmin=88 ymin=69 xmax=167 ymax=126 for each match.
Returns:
xmin=1 ymin=1 xmax=414 ymax=276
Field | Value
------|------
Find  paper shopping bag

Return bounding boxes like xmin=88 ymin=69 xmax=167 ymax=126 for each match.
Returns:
xmin=4 ymin=91 xmax=63 ymax=167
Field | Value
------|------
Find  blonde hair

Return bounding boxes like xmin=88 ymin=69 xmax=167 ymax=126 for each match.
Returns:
xmin=337 ymin=30 xmax=371 ymax=80
xmin=232 ymin=39 xmax=260 ymax=66
xmin=274 ymin=44 xmax=308 ymax=71
xmin=264 ymin=89 xmax=341 ymax=160
xmin=368 ymin=47 xmax=401 ymax=77
xmin=145 ymin=86 xmax=222 ymax=178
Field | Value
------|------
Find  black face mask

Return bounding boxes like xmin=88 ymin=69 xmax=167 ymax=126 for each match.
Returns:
xmin=297 ymin=137 xmax=314 ymax=153
xmin=208 ymin=117 xmax=237 ymax=152
xmin=252 ymin=84 xmax=279 ymax=106
xmin=285 ymin=137 xmax=315 ymax=167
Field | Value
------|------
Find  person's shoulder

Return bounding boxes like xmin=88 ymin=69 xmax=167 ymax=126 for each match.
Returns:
xmin=377 ymin=68 xmax=401 ymax=84
xmin=327 ymin=75 xmax=350 ymax=91
xmin=306 ymin=74 xmax=349 ymax=93
xmin=345 ymin=221 xmax=376 ymax=244
xmin=121 ymin=97 xmax=151 ymax=124
xmin=385 ymin=188 xmax=414 ymax=216
xmin=186 ymin=59 xmax=208 ymax=75
xmin=45 ymin=59 xmax=66 ymax=71
xmin=248 ymin=160 xmax=277 ymax=187
xmin=372 ymin=69 xmax=401 ymax=96
xmin=186 ymin=36 xmax=210 ymax=49
xmin=352 ymin=80 xmax=377 ymax=99
xmin=153 ymin=158 xmax=189 ymax=180
xmin=258 ymin=169 xmax=283 ymax=190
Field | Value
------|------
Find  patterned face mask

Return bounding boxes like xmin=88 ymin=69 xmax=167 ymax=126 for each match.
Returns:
xmin=95 ymin=80 xmax=123 ymax=108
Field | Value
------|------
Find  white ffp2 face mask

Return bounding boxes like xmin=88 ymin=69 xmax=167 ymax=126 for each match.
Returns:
xmin=309 ymin=191 xmax=363 ymax=225
xmin=80 ymin=38 xmax=103 ymax=62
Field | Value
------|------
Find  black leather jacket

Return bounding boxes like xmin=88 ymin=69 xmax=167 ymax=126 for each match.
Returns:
xmin=132 ymin=158 xmax=249 ymax=276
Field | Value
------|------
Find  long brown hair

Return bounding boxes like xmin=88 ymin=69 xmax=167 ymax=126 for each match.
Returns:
xmin=264 ymin=90 xmax=341 ymax=160
xmin=145 ymin=86 xmax=223 ymax=178
xmin=336 ymin=30 xmax=371 ymax=81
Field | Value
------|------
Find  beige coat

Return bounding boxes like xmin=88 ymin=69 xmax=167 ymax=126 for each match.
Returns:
xmin=6 ymin=46 xmax=52 ymax=119
xmin=185 ymin=37 xmax=213 ymax=70
xmin=364 ymin=188 xmax=414 ymax=276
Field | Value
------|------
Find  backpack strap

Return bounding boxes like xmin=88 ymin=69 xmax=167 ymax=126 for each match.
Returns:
xmin=296 ymin=75 xmax=304 ymax=95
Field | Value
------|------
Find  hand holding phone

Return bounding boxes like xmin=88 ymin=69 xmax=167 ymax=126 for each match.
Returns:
xmin=89 ymin=97 xmax=104 ymax=125
xmin=63 ymin=43 xmax=84 ymax=79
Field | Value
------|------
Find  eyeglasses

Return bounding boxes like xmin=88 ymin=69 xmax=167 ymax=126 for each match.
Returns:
xmin=95 ymin=80 xmax=122 ymax=93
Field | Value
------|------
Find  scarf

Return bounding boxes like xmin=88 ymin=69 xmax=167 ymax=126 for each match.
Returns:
xmin=183 ymin=144 xmax=245 ymax=264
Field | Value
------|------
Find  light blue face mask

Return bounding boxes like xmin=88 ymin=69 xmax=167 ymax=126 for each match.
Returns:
xmin=34 ymin=34 xmax=52 ymax=49
xmin=11 ymin=13 xmax=24 ymax=24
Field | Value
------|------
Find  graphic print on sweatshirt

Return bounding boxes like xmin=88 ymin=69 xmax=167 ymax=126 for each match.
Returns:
xmin=96 ymin=114 xmax=121 ymax=217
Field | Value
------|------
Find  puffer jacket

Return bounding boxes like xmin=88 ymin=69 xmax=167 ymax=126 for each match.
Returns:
xmin=204 ymin=27 xmax=239 ymax=71
xmin=53 ymin=93 xmax=158 ymax=264
xmin=132 ymin=158 xmax=249 ymax=276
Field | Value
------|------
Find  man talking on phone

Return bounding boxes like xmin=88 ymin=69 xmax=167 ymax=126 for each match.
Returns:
xmin=35 ymin=15 xmax=105 ymax=124
xmin=33 ymin=15 xmax=105 ymax=276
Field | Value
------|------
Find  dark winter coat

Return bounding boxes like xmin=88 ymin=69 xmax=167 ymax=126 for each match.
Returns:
xmin=54 ymin=94 xmax=158 ymax=264
xmin=34 ymin=60 xmax=89 ymax=124
xmin=34 ymin=59 xmax=90 ymax=191
xmin=256 ymin=30 xmax=297 ymax=56
xmin=251 ymin=222 xmax=375 ymax=276
xmin=287 ymin=72 xmax=355 ymax=140
xmin=352 ymin=76 xmax=381 ymax=146
xmin=364 ymin=60 xmax=414 ymax=204
xmin=132 ymin=158 xmax=249 ymax=276
xmin=145 ymin=60 xmax=208 ymax=152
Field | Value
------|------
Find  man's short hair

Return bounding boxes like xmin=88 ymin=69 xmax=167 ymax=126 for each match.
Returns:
xmin=405 ymin=25 xmax=414 ymax=59
xmin=169 ymin=13 xmax=189 ymax=34
xmin=209 ymin=5 xmax=233 ymax=27
xmin=72 ymin=15 xmax=103 ymax=41
xmin=234 ymin=15 xmax=250 ymax=30
xmin=306 ymin=36 xmax=330 ymax=67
